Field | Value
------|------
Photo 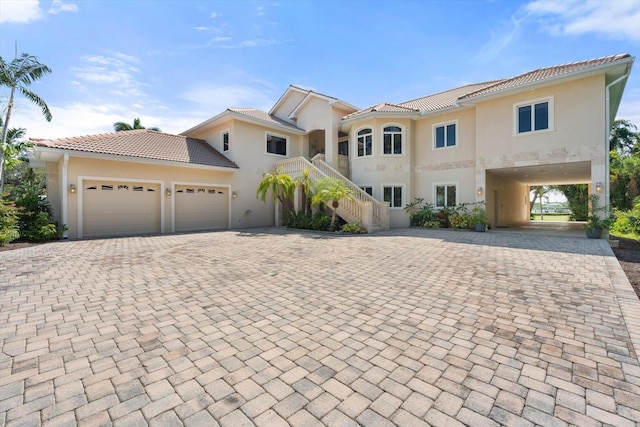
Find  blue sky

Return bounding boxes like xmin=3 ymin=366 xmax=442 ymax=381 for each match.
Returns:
xmin=1 ymin=0 xmax=639 ymax=139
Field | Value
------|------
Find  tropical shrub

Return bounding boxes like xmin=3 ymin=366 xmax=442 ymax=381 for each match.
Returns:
xmin=285 ymin=210 xmax=313 ymax=230
xmin=341 ymin=223 xmax=367 ymax=234
xmin=611 ymin=198 xmax=640 ymax=235
xmin=449 ymin=214 xmax=473 ymax=229
xmin=311 ymin=211 xmax=331 ymax=231
xmin=0 ymin=198 xmax=19 ymax=246
xmin=404 ymin=198 xmax=439 ymax=227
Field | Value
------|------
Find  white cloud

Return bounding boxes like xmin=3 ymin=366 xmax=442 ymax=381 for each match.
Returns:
xmin=180 ymin=83 xmax=274 ymax=113
xmin=0 ymin=0 xmax=42 ymax=23
xmin=617 ymin=88 xmax=640 ymax=129
xmin=73 ymin=53 xmax=141 ymax=89
xmin=256 ymin=6 xmax=265 ymax=16
xmin=473 ymin=16 xmax=523 ymax=64
xmin=210 ymin=12 xmax=217 ymax=19
xmin=48 ymin=0 xmax=77 ymax=15
xmin=525 ymin=0 xmax=640 ymax=41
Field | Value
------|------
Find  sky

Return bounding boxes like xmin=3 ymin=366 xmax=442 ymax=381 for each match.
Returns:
xmin=0 ymin=0 xmax=639 ymax=140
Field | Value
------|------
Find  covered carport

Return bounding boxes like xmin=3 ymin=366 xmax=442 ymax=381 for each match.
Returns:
xmin=485 ymin=160 xmax=594 ymax=232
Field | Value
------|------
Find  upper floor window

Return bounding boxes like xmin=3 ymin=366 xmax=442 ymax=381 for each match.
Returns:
xmin=435 ymin=184 xmax=457 ymax=208
xmin=357 ymin=128 xmax=373 ymax=157
xmin=383 ymin=185 xmax=403 ymax=209
xmin=434 ymin=122 xmax=456 ymax=149
xmin=515 ymin=97 xmax=553 ymax=135
xmin=383 ymin=126 xmax=402 ymax=155
xmin=222 ymin=131 xmax=230 ymax=152
xmin=266 ymin=133 xmax=287 ymax=156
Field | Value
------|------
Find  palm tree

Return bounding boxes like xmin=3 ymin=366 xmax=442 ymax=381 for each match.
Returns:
xmin=311 ymin=177 xmax=355 ymax=230
xmin=256 ymin=167 xmax=296 ymax=205
xmin=0 ymin=52 xmax=52 ymax=193
xmin=610 ymin=119 xmax=639 ymax=156
xmin=113 ymin=117 xmax=160 ymax=132
xmin=295 ymin=168 xmax=313 ymax=215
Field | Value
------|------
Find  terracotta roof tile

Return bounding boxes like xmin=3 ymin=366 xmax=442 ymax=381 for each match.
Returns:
xmin=342 ymin=53 xmax=631 ymax=121
xmin=229 ymin=108 xmax=304 ymax=131
xmin=459 ymin=53 xmax=631 ymax=100
xmin=35 ymin=129 xmax=238 ymax=168
xmin=342 ymin=103 xmax=419 ymax=120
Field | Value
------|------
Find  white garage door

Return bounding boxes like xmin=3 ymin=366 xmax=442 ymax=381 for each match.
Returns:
xmin=175 ymin=185 xmax=229 ymax=232
xmin=82 ymin=180 xmax=161 ymax=238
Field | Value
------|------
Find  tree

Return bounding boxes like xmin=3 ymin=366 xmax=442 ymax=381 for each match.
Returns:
xmin=295 ymin=168 xmax=313 ymax=215
xmin=0 ymin=52 xmax=52 ymax=193
xmin=552 ymin=184 xmax=588 ymax=221
xmin=256 ymin=167 xmax=296 ymax=206
xmin=610 ymin=119 xmax=639 ymax=156
xmin=113 ymin=117 xmax=160 ymax=132
xmin=311 ymin=177 xmax=355 ymax=230
xmin=529 ymin=186 xmax=550 ymax=217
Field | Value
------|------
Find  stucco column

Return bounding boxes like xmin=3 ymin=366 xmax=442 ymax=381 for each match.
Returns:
xmin=324 ymin=124 xmax=338 ymax=169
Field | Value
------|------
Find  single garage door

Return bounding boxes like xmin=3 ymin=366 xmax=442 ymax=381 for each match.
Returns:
xmin=82 ymin=180 xmax=161 ymax=238
xmin=175 ymin=185 xmax=229 ymax=232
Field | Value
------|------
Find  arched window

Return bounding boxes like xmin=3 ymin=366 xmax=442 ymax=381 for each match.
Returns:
xmin=357 ymin=128 xmax=373 ymax=157
xmin=383 ymin=126 xmax=402 ymax=155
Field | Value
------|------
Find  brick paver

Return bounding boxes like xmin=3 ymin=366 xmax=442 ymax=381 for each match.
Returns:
xmin=1 ymin=227 xmax=639 ymax=425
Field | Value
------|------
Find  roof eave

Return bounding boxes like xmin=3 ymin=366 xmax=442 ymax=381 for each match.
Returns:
xmin=229 ymin=111 xmax=305 ymax=134
xmin=32 ymin=146 xmax=239 ymax=171
xmin=340 ymin=111 xmax=421 ymax=128
xmin=458 ymin=56 xmax=635 ymax=105
xmin=180 ymin=110 xmax=232 ymax=136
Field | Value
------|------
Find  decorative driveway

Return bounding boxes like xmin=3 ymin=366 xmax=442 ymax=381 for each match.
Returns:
xmin=1 ymin=228 xmax=639 ymax=427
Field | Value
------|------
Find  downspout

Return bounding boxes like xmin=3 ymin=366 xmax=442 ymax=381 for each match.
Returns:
xmin=61 ymin=153 xmax=69 ymax=239
xmin=605 ymin=73 xmax=629 ymax=220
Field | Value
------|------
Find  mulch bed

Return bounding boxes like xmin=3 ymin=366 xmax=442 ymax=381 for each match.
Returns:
xmin=612 ymin=237 xmax=640 ymax=300
xmin=2 ymin=236 xmax=640 ymax=300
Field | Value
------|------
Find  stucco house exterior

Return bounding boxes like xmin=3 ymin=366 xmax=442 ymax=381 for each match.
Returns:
xmin=31 ymin=53 xmax=634 ymax=239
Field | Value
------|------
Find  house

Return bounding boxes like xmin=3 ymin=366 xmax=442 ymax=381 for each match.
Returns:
xmin=31 ymin=53 xmax=634 ymax=238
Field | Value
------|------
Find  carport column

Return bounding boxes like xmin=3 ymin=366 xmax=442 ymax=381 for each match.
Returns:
xmin=61 ymin=153 xmax=69 ymax=239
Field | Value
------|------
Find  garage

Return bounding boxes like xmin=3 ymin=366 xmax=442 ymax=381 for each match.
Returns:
xmin=174 ymin=184 xmax=229 ymax=232
xmin=82 ymin=180 xmax=162 ymax=238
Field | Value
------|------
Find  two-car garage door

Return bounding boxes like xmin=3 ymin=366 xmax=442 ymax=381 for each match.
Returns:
xmin=82 ymin=180 xmax=229 ymax=238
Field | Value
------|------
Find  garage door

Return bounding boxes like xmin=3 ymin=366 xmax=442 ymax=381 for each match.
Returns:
xmin=175 ymin=185 xmax=229 ymax=232
xmin=82 ymin=180 xmax=161 ymax=238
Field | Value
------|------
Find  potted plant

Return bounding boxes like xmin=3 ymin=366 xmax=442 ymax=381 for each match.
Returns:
xmin=471 ymin=202 xmax=488 ymax=232
xmin=584 ymin=194 xmax=613 ymax=239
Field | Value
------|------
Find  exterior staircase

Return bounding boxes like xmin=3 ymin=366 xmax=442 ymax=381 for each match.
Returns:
xmin=276 ymin=155 xmax=390 ymax=233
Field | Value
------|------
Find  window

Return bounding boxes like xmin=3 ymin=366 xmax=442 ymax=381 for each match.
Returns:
xmin=383 ymin=126 xmax=402 ymax=155
xmin=222 ymin=131 xmax=230 ymax=152
xmin=357 ymin=128 xmax=373 ymax=157
xmin=434 ymin=123 xmax=456 ymax=148
xmin=360 ymin=186 xmax=373 ymax=196
xmin=266 ymin=133 xmax=287 ymax=156
xmin=515 ymin=98 xmax=552 ymax=134
xmin=435 ymin=184 xmax=457 ymax=208
xmin=383 ymin=186 xmax=403 ymax=208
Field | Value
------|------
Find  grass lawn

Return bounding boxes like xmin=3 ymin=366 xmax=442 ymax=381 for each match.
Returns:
xmin=531 ymin=214 xmax=572 ymax=221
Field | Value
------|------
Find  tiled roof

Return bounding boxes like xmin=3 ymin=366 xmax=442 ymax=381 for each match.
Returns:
xmin=342 ymin=103 xmax=419 ymax=120
xmin=460 ymin=54 xmax=631 ymax=100
xmin=229 ymin=108 xmax=304 ymax=131
xmin=343 ymin=53 xmax=631 ymax=121
xmin=34 ymin=130 xmax=239 ymax=169
xmin=400 ymin=81 xmax=503 ymax=112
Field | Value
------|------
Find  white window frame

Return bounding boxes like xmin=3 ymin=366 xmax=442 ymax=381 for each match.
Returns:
xmin=355 ymin=127 xmax=373 ymax=158
xmin=221 ymin=129 xmax=230 ymax=152
xmin=381 ymin=124 xmax=404 ymax=156
xmin=433 ymin=182 xmax=458 ymax=208
xmin=265 ymin=131 xmax=288 ymax=157
xmin=513 ymin=96 xmax=554 ymax=136
xmin=382 ymin=184 xmax=405 ymax=209
xmin=433 ymin=120 xmax=458 ymax=150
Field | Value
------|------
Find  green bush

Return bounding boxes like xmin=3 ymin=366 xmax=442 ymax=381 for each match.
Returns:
xmin=311 ymin=211 xmax=331 ymax=231
xmin=0 ymin=199 xmax=20 ymax=246
xmin=12 ymin=181 xmax=63 ymax=242
xmin=611 ymin=198 xmax=640 ymax=235
xmin=404 ymin=198 xmax=439 ymax=227
xmin=341 ymin=223 xmax=367 ymax=234
xmin=286 ymin=210 xmax=313 ymax=229
xmin=449 ymin=214 xmax=473 ymax=229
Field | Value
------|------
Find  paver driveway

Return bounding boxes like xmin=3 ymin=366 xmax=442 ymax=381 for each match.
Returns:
xmin=1 ymin=228 xmax=639 ymax=427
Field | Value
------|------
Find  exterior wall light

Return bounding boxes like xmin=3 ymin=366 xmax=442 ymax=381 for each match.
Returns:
xmin=595 ymin=182 xmax=602 ymax=192
xmin=232 ymin=190 xmax=238 ymax=198
xmin=69 ymin=184 xmax=76 ymax=193
xmin=165 ymin=188 xmax=171 ymax=196
xmin=477 ymin=187 xmax=483 ymax=196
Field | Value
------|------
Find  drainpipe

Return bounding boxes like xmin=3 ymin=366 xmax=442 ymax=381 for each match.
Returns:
xmin=61 ymin=153 xmax=69 ymax=239
xmin=605 ymin=73 xmax=629 ymax=220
